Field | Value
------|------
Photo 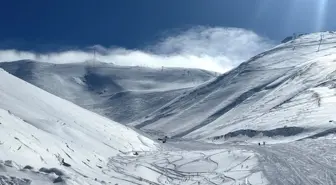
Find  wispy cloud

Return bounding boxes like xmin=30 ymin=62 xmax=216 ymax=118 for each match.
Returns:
xmin=0 ymin=27 xmax=275 ymax=73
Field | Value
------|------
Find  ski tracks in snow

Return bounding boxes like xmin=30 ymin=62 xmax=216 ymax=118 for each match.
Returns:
xmin=106 ymin=147 xmax=261 ymax=185
xmin=246 ymin=139 xmax=336 ymax=185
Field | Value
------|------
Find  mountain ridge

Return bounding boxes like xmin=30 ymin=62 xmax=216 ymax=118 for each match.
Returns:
xmin=132 ymin=31 xmax=336 ymax=141
xmin=0 ymin=61 xmax=216 ymax=124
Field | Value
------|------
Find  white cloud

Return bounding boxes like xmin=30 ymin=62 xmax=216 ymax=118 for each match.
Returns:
xmin=0 ymin=27 xmax=275 ymax=73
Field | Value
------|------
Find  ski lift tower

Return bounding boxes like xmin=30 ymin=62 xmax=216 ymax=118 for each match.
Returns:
xmin=317 ymin=33 xmax=324 ymax=52
xmin=90 ymin=46 xmax=97 ymax=67
xmin=93 ymin=47 xmax=97 ymax=61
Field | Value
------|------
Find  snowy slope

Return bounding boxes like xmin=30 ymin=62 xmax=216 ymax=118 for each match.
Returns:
xmin=0 ymin=61 xmax=215 ymax=124
xmin=133 ymin=31 xmax=336 ymax=141
xmin=0 ymin=69 xmax=266 ymax=185
xmin=2 ymin=32 xmax=336 ymax=184
xmin=0 ymin=68 xmax=158 ymax=184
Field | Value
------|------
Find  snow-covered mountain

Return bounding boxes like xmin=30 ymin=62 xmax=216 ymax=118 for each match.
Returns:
xmin=0 ymin=68 xmax=158 ymax=184
xmin=0 ymin=68 xmax=264 ymax=185
xmin=2 ymin=32 xmax=336 ymax=143
xmin=0 ymin=61 xmax=216 ymax=124
xmin=132 ymin=32 xmax=336 ymax=142
xmin=2 ymin=31 xmax=336 ymax=185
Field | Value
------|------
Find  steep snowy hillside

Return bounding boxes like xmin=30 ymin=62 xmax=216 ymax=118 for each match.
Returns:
xmin=134 ymin=31 xmax=336 ymax=141
xmin=0 ymin=68 xmax=158 ymax=184
xmin=0 ymin=61 xmax=215 ymax=124
xmin=3 ymin=32 xmax=336 ymax=184
xmin=0 ymin=68 xmax=268 ymax=185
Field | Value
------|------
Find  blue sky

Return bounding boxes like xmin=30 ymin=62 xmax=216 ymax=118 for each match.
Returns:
xmin=1 ymin=0 xmax=334 ymax=50
xmin=0 ymin=0 xmax=335 ymax=72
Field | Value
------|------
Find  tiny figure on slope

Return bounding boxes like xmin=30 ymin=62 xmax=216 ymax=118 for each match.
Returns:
xmin=263 ymin=141 xmax=266 ymax=146
xmin=158 ymin=136 xmax=168 ymax=143
xmin=258 ymin=142 xmax=261 ymax=146
xmin=61 ymin=159 xmax=71 ymax=167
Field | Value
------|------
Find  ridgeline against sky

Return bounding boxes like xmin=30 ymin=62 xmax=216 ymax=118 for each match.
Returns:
xmin=0 ymin=0 xmax=334 ymax=73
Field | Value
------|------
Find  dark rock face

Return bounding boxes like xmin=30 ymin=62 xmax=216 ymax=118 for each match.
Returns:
xmin=39 ymin=167 xmax=64 ymax=176
xmin=22 ymin=165 xmax=34 ymax=170
xmin=53 ymin=176 xmax=64 ymax=183
xmin=213 ymin=126 xmax=306 ymax=140
xmin=281 ymin=36 xmax=293 ymax=43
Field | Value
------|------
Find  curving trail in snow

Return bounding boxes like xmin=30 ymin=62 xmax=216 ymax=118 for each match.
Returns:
xmin=104 ymin=142 xmax=267 ymax=185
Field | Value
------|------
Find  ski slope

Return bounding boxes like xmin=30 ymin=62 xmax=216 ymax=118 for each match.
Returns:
xmin=0 ymin=61 xmax=215 ymax=124
xmin=2 ymin=31 xmax=336 ymax=185
xmin=243 ymin=137 xmax=336 ymax=185
xmin=133 ymin=32 xmax=336 ymax=142
xmin=0 ymin=68 xmax=158 ymax=184
xmin=0 ymin=69 xmax=265 ymax=184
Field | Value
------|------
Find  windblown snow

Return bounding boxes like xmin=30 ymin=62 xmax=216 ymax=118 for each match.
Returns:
xmin=1 ymin=31 xmax=336 ymax=185
xmin=0 ymin=62 xmax=216 ymax=124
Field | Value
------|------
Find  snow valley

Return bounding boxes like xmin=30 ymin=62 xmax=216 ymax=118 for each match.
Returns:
xmin=1 ymin=31 xmax=336 ymax=184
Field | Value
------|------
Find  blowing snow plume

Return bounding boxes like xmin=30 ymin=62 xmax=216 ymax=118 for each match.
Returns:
xmin=0 ymin=27 xmax=274 ymax=73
